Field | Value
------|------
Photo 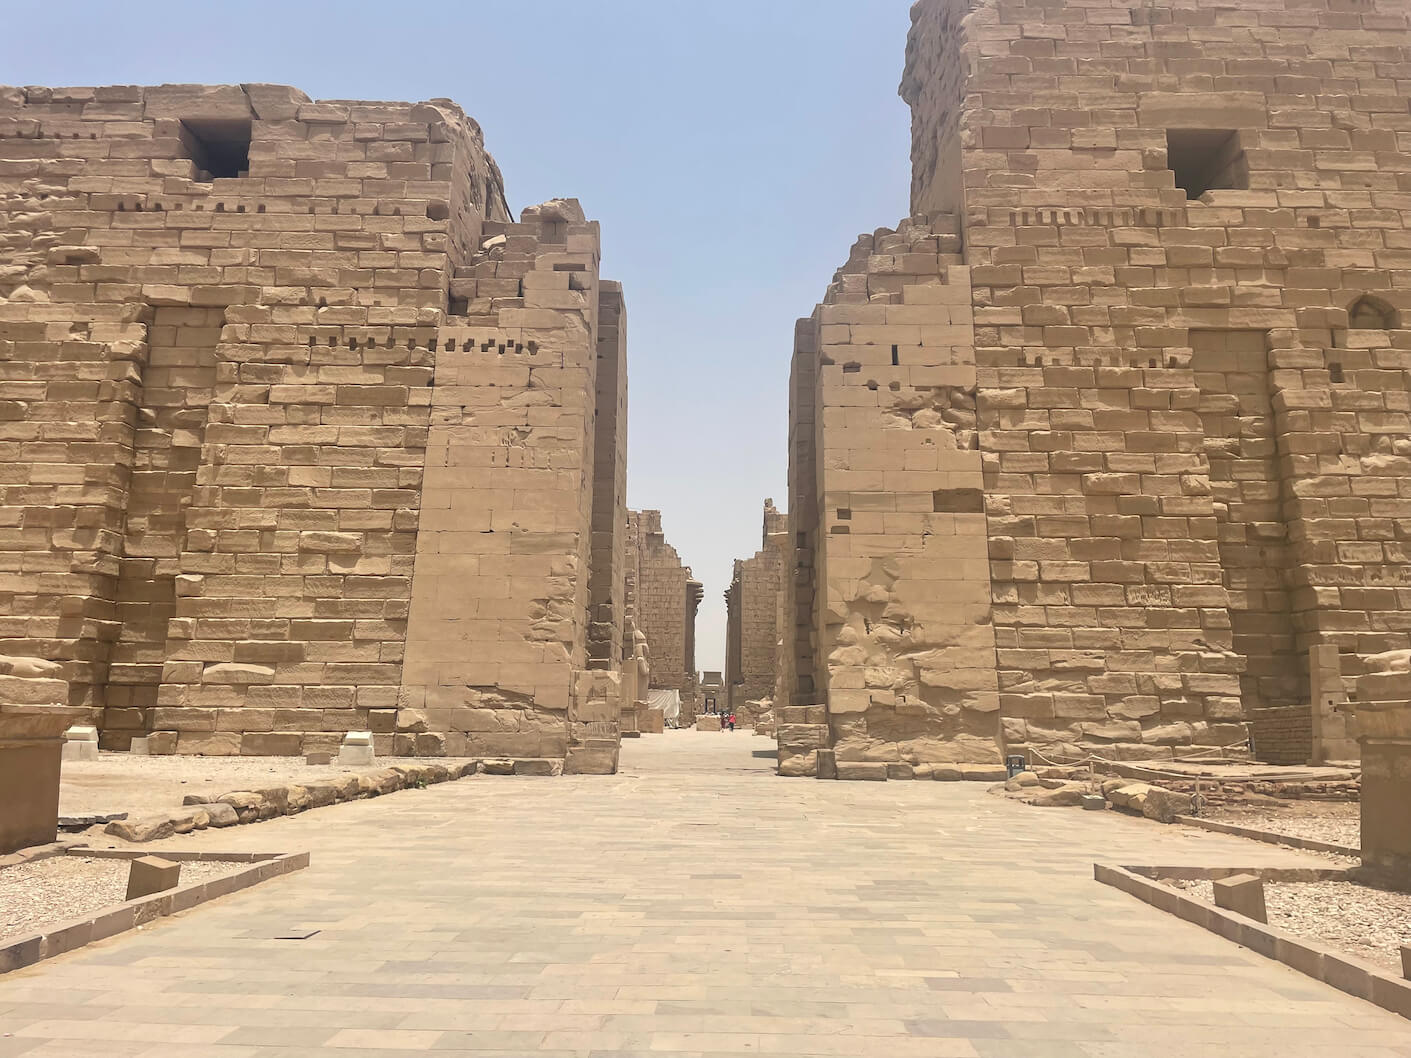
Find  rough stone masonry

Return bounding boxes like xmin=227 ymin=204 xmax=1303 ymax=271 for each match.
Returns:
xmin=0 ymin=83 xmax=630 ymax=771
xmin=780 ymin=0 xmax=1411 ymax=777
xmin=725 ymin=499 xmax=786 ymax=727
xmin=625 ymin=509 xmax=703 ymax=724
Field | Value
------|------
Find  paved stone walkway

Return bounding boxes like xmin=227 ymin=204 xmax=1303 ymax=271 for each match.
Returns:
xmin=2 ymin=732 xmax=1408 ymax=1057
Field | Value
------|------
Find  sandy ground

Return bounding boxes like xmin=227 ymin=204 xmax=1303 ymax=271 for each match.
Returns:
xmin=0 ymin=856 xmax=245 ymax=944
xmin=59 ymin=753 xmax=475 ymax=819
xmin=1205 ymin=800 xmax=1361 ymax=850
xmin=1173 ymin=877 xmax=1407 ymax=972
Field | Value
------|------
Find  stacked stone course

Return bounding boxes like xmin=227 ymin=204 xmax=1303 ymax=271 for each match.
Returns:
xmin=783 ymin=0 xmax=1411 ymax=775
xmin=0 ymin=83 xmax=630 ymax=771
xmin=724 ymin=502 xmax=787 ymax=727
xmin=626 ymin=509 xmax=702 ymax=721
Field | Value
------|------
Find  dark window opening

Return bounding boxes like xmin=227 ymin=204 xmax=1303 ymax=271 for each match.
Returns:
xmin=1166 ymin=129 xmax=1248 ymax=200
xmin=448 ymin=296 xmax=469 ymax=316
xmin=1329 ymin=362 xmax=1345 ymax=384
xmin=837 ymin=508 xmax=851 ymax=521
xmin=1349 ymin=295 xmax=1398 ymax=330
xmin=891 ymin=344 xmax=899 ymax=366
xmin=180 ymin=119 xmax=251 ymax=180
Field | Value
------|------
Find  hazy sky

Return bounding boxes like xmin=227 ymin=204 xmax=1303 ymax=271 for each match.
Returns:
xmin=0 ymin=1 xmax=915 ymax=673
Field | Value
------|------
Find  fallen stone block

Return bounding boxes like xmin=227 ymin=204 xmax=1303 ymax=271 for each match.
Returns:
xmin=1027 ymin=783 xmax=1088 ymax=807
xmin=513 ymin=758 xmax=560 ymax=776
xmin=216 ymin=792 xmax=265 ymax=823
xmin=105 ymin=815 xmax=176 ymax=843
xmin=1081 ymin=794 xmax=1106 ymax=811
xmin=933 ymin=765 xmax=963 ymax=781
xmin=1213 ymin=873 xmax=1268 ymax=923
xmin=481 ymin=759 xmax=515 ymax=776
xmin=204 ymin=803 xmax=239 ymax=828
xmin=303 ymin=783 xmax=339 ymax=809
xmin=254 ymin=787 xmax=289 ymax=818
xmin=959 ymin=763 xmax=1008 ymax=782
xmin=777 ymin=751 xmax=818 ymax=778
xmin=1107 ymin=783 xmax=1193 ymax=824
xmin=886 ymin=763 xmax=915 ymax=780
xmin=1005 ymin=770 xmax=1041 ymax=791
xmin=126 ymin=856 xmax=180 ymax=900
xmin=285 ymin=786 xmax=311 ymax=813
xmin=169 ymin=807 xmax=209 ymax=834
xmin=836 ymin=761 xmax=888 ymax=781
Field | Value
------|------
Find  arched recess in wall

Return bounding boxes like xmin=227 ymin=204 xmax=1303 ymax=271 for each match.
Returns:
xmin=1349 ymin=294 xmax=1400 ymax=331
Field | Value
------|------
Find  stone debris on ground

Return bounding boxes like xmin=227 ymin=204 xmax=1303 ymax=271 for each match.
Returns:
xmin=0 ymin=856 xmax=244 ymax=945
xmin=1170 ymin=877 xmax=1411 ymax=975
xmin=60 ymin=753 xmax=474 ymax=820
xmin=1207 ymin=801 xmax=1362 ymax=852
xmin=96 ymin=761 xmax=495 ymax=842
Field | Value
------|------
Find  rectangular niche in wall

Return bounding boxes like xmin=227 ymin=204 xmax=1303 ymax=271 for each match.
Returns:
xmin=1166 ymin=129 xmax=1249 ymax=200
xmin=179 ymin=119 xmax=252 ymax=180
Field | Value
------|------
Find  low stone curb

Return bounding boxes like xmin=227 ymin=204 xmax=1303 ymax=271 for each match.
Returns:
xmin=0 ymin=849 xmax=309 ymax=976
xmin=1095 ymin=862 xmax=1411 ymax=1020
xmin=0 ymin=838 xmax=87 ymax=870
xmin=101 ymin=758 xmax=549 ymax=843
xmin=1175 ymin=815 xmax=1361 ymax=858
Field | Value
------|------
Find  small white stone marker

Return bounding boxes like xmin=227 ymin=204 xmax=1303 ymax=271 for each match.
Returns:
xmin=61 ymin=724 xmax=99 ymax=762
xmin=338 ymin=730 xmax=375 ymax=766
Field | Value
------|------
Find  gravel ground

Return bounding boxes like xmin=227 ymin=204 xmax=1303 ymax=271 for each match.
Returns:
xmin=1171 ymin=877 xmax=1408 ymax=972
xmin=1205 ymin=800 xmax=1360 ymax=850
xmin=60 ymin=753 xmax=475 ymax=819
xmin=0 ymin=855 xmax=246 ymax=944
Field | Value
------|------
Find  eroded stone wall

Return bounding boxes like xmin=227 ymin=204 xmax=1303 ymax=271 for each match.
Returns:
xmin=627 ymin=509 xmax=702 ymax=717
xmin=0 ymin=84 xmax=626 ymax=767
xmin=725 ymin=499 xmax=786 ymax=725
xmin=784 ymin=0 xmax=1411 ymax=773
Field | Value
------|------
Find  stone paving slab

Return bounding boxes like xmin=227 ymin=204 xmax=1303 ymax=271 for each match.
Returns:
xmin=1 ymin=731 xmax=1409 ymax=1057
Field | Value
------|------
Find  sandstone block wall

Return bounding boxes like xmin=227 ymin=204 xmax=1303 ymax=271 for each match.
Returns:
xmin=725 ymin=502 xmax=786 ymax=725
xmin=0 ymin=84 xmax=628 ymax=768
xmin=784 ymin=0 xmax=1411 ymax=772
xmin=627 ymin=509 xmax=702 ymax=717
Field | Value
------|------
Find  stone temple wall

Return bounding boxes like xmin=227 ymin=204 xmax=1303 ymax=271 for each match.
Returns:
xmin=725 ymin=499 xmax=786 ymax=725
xmin=0 ymin=84 xmax=627 ymax=770
xmin=627 ymin=509 xmax=702 ymax=718
xmin=783 ymin=0 xmax=1411 ymax=774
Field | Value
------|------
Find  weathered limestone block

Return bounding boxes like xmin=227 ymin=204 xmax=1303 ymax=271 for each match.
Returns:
xmin=1212 ymin=874 xmax=1268 ymax=924
xmin=0 ymin=657 xmax=83 ymax=854
xmin=1359 ymin=702 xmax=1411 ymax=886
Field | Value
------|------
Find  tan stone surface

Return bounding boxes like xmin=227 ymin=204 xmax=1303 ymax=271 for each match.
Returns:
xmin=782 ymin=0 xmax=1411 ymax=774
xmin=0 ymin=86 xmax=631 ymax=768
xmin=5 ymin=733 xmax=1409 ymax=1055
xmin=725 ymin=499 xmax=786 ymax=726
xmin=626 ymin=509 xmax=703 ymax=720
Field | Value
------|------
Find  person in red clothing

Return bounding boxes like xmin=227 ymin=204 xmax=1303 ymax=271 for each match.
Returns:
xmin=727 ymin=712 xmax=736 ymax=732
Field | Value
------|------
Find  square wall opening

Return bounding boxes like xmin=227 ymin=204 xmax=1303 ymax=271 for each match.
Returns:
xmin=179 ymin=119 xmax=252 ymax=180
xmin=1166 ymin=129 xmax=1248 ymax=200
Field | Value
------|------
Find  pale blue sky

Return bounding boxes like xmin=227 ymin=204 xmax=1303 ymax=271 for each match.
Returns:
xmin=1 ymin=1 xmax=915 ymax=672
